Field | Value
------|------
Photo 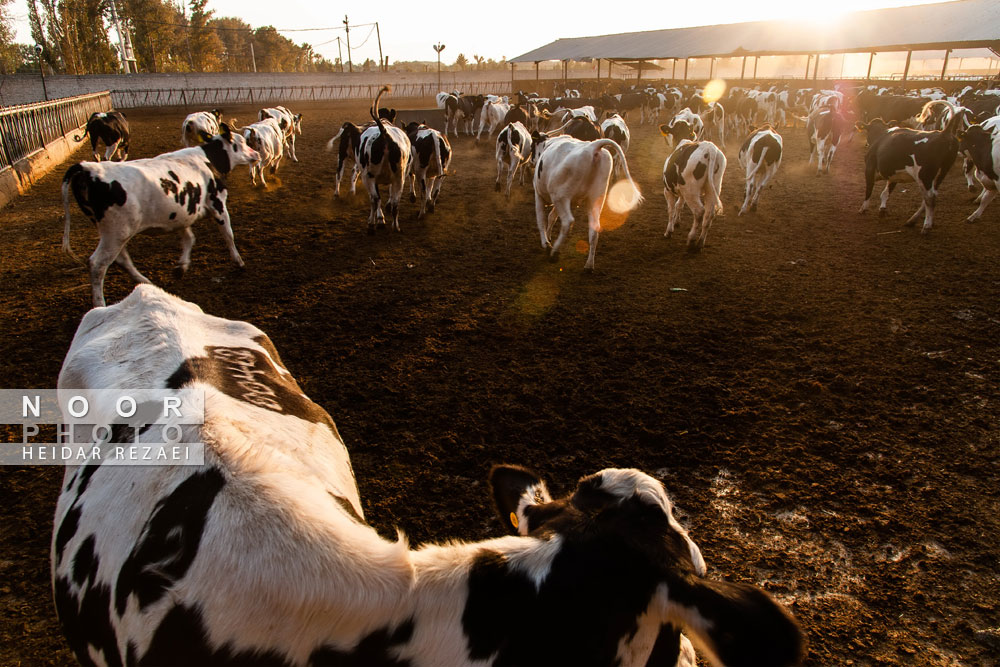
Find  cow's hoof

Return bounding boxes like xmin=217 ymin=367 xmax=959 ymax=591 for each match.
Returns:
xmin=427 ymin=203 xmax=435 ymax=214
xmin=967 ymin=216 xmax=979 ymax=224
xmin=173 ymin=265 xmax=186 ymax=279
xmin=494 ymin=181 xmax=501 ymax=192
xmin=878 ymin=208 xmax=887 ymax=218
xmin=367 ymin=226 xmax=376 ymax=236
xmin=750 ymin=202 xmax=758 ymax=212
xmin=409 ymin=194 xmax=416 ymax=203
xmin=920 ymin=226 xmax=931 ymax=235
xmin=583 ymin=265 xmax=594 ymax=273
xmin=969 ymin=184 xmax=977 ymax=192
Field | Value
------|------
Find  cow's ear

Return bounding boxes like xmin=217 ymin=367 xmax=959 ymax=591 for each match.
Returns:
xmin=489 ymin=465 xmax=551 ymax=535
xmin=220 ymin=123 xmax=232 ymax=141
xmin=198 ymin=130 xmax=212 ymax=143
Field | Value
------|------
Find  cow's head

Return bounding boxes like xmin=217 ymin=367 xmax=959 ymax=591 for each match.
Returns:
xmin=855 ymin=118 xmax=893 ymax=146
xmin=529 ymin=130 xmax=550 ymax=164
xmin=211 ymin=108 xmax=223 ymax=122
xmin=292 ymin=113 xmax=303 ymax=135
xmin=377 ymin=108 xmax=396 ymax=123
xmin=958 ymin=124 xmax=992 ymax=160
xmin=660 ymin=120 xmax=694 ymax=148
xmin=489 ymin=465 xmax=806 ymax=667
xmin=201 ymin=123 xmax=260 ymax=174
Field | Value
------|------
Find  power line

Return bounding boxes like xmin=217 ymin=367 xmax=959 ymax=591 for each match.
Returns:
xmin=125 ymin=17 xmax=375 ymax=34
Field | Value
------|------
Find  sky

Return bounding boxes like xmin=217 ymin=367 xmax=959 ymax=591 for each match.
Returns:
xmin=8 ymin=0 xmax=957 ymax=66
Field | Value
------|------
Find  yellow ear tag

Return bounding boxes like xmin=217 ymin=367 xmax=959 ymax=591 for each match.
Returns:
xmin=510 ymin=512 xmax=519 ymax=529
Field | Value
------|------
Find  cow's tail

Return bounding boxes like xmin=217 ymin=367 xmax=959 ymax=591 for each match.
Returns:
xmin=591 ymin=139 xmax=642 ymax=211
xmin=705 ymin=147 xmax=724 ymax=217
xmin=433 ymin=131 xmax=445 ymax=176
xmin=61 ymin=166 xmax=84 ymax=263
xmin=72 ymin=124 xmax=89 ymax=143
xmin=326 ymin=126 xmax=346 ymax=152
xmin=370 ymin=85 xmax=391 ymax=133
xmin=746 ymin=145 xmax=768 ymax=182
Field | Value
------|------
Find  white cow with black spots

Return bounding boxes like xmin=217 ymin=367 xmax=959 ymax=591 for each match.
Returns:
xmin=52 ymin=283 xmax=805 ymax=667
xmin=402 ymin=121 xmax=452 ymax=218
xmin=62 ymin=123 xmax=259 ymax=307
xmin=495 ymin=121 xmax=533 ymax=197
xmin=532 ymin=134 xmax=643 ymax=270
xmin=181 ymin=109 xmax=222 ymax=147
xmin=240 ymin=117 xmax=284 ymax=187
xmin=358 ymin=86 xmax=412 ymax=234
xmin=258 ymin=106 xmax=303 ymax=162
xmin=737 ymin=126 xmax=783 ymax=215
xmin=662 ymin=140 xmax=727 ymax=251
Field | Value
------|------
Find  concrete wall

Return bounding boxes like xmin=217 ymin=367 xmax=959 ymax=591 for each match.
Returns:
xmin=0 ymin=71 xmax=554 ymax=107
xmin=0 ymin=125 xmax=85 ymax=209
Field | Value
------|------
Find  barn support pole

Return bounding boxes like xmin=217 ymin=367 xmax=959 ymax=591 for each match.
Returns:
xmin=866 ymin=52 xmax=875 ymax=80
xmin=672 ymin=58 xmax=677 ymax=80
xmin=741 ymin=56 xmax=746 ymax=80
xmin=510 ymin=62 xmax=515 ymax=93
xmin=813 ymin=53 xmax=820 ymax=80
xmin=709 ymin=57 xmax=715 ymax=79
xmin=902 ymin=50 xmax=913 ymax=84
xmin=637 ymin=60 xmax=643 ymax=81
xmin=535 ymin=61 xmax=539 ymax=80
xmin=684 ymin=58 xmax=689 ymax=81
xmin=940 ymin=49 xmax=951 ymax=81
xmin=753 ymin=56 xmax=759 ymax=78
xmin=563 ymin=59 xmax=568 ymax=88
xmin=804 ymin=55 xmax=811 ymax=80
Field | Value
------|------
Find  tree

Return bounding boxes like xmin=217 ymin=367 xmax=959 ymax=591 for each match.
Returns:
xmin=187 ymin=0 xmax=224 ymax=71
xmin=0 ymin=0 xmax=21 ymax=74
xmin=473 ymin=54 xmax=484 ymax=70
xmin=453 ymin=52 xmax=467 ymax=70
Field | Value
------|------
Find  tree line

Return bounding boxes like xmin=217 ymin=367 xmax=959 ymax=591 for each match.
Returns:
xmin=0 ymin=0 xmax=512 ymax=76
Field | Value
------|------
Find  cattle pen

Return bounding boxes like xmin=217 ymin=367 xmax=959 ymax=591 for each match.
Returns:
xmin=2 ymin=90 xmax=999 ymax=664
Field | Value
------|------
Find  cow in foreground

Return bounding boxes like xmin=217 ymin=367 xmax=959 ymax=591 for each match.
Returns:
xmin=259 ymin=106 xmax=303 ymax=162
xmin=403 ymin=121 xmax=452 ymax=218
xmin=958 ymin=122 xmax=1000 ymax=223
xmin=240 ymin=117 xmax=284 ymax=187
xmin=358 ymin=86 xmax=412 ymax=233
xmin=859 ymin=110 xmax=967 ymax=232
xmin=74 ymin=111 xmax=130 ymax=162
xmin=532 ymin=134 xmax=643 ymax=270
xmin=662 ymin=140 xmax=727 ymax=251
xmin=495 ymin=121 xmax=532 ymax=197
xmin=737 ymin=126 xmax=783 ymax=216
xmin=181 ymin=109 xmax=222 ymax=147
xmin=61 ymin=123 xmax=259 ymax=307
xmin=52 ymin=283 xmax=805 ymax=667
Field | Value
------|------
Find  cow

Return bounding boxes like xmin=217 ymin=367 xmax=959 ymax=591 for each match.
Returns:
xmin=601 ymin=112 xmax=630 ymax=153
xmin=958 ymin=122 xmax=1000 ymax=223
xmin=358 ymin=86 xmax=412 ymax=234
xmin=74 ymin=111 xmax=130 ymax=162
xmin=258 ymin=106 xmax=303 ymax=162
xmin=52 ymin=283 xmax=806 ymax=667
xmin=477 ymin=99 xmax=511 ymax=141
xmin=700 ymin=102 xmax=726 ymax=149
xmin=961 ymin=114 xmax=1000 ymax=192
xmin=402 ymin=121 xmax=452 ymax=218
xmin=662 ymin=140 xmax=726 ymax=251
xmin=181 ymin=109 xmax=222 ymax=147
xmin=561 ymin=116 xmax=602 ymax=141
xmin=660 ymin=109 xmax=704 ymax=150
xmin=61 ymin=124 xmax=259 ymax=307
xmin=803 ymin=108 xmax=849 ymax=175
xmin=532 ymin=135 xmax=643 ymax=270
xmin=495 ymin=121 xmax=532 ymax=197
xmin=326 ymin=122 xmax=366 ymax=198
xmin=501 ymin=103 xmax=538 ymax=132
xmin=444 ymin=94 xmax=486 ymax=136
xmin=240 ymin=117 xmax=284 ymax=187
xmin=737 ymin=126 xmax=783 ymax=216
xmin=858 ymin=110 xmax=968 ymax=233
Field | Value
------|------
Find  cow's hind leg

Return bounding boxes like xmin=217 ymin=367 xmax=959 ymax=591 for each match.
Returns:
xmin=968 ymin=181 xmax=997 ymax=222
xmin=535 ymin=194 xmax=551 ymax=250
xmin=88 ymin=236 xmax=122 ymax=307
xmin=174 ymin=227 xmax=197 ymax=278
xmin=583 ymin=197 xmax=603 ymax=271
xmin=114 ymin=246 xmax=152 ymax=284
xmin=686 ymin=196 xmax=706 ymax=252
xmin=548 ymin=198 xmax=575 ymax=261
xmin=104 ymin=140 xmax=120 ymax=162
xmin=215 ymin=211 xmax=245 ymax=267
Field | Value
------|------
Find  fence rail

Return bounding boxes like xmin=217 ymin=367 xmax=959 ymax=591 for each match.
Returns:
xmin=111 ymin=81 xmax=510 ymax=109
xmin=0 ymin=91 xmax=111 ymax=172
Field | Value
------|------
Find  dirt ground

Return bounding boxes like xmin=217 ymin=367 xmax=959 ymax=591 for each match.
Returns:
xmin=1 ymin=96 xmax=999 ymax=666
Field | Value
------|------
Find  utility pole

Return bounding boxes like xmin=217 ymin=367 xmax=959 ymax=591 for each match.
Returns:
xmin=434 ymin=43 xmax=445 ymax=91
xmin=343 ymin=15 xmax=353 ymax=73
xmin=375 ymin=22 xmax=383 ymax=72
xmin=35 ymin=44 xmax=48 ymax=101
xmin=336 ymin=36 xmax=343 ymax=72
xmin=108 ymin=0 xmax=136 ymax=73
xmin=249 ymin=36 xmax=257 ymax=73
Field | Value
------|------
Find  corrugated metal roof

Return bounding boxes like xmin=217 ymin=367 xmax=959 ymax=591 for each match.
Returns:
xmin=511 ymin=0 xmax=1000 ymax=62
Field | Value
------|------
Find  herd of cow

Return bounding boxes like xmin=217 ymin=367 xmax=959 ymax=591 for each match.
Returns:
xmin=47 ymin=78 xmax=1000 ymax=667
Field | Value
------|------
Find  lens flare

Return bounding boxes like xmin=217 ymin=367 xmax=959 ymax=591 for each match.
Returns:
xmin=703 ymin=78 xmax=727 ymax=105
xmin=606 ymin=179 xmax=641 ymax=214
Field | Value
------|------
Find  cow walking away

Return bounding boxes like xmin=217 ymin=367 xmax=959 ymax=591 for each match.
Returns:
xmin=326 ymin=122 xmax=366 ymax=198
xmin=358 ymin=86 xmax=412 ymax=234
xmin=258 ymin=106 xmax=303 ymax=162
xmin=738 ymin=126 xmax=783 ymax=216
xmin=402 ymin=121 xmax=452 ymax=218
xmin=239 ymin=117 xmax=284 ymax=187
xmin=62 ymin=123 xmax=259 ymax=306
xmin=495 ymin=121 xmax=533 ymax=197
xmin=662 ymin=140 xmax=727 ymax=251
xmin=52 ymin=283 xmax=806 ymax=667
xmin=74 ymin=111 xmax=130 ymax=162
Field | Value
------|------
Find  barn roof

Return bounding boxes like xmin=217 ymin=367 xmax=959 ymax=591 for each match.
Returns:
xmin=511 ymin=0 xmax=1000 ymax=62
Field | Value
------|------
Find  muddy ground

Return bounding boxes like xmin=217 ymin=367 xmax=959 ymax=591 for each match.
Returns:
xmin=1 ymin=97 xmax=998 ymax=666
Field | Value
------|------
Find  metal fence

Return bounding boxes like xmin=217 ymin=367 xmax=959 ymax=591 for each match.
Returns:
xmin=111 ymin=81 xmax=510 ymax=109
xmin=0 ymin=91 xmax=111 ymax=172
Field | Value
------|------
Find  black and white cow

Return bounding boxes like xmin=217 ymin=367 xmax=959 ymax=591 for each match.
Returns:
xmin=62 ymin=123 xmax=259 ymax=307
xmin=700 ymin=102 xmax=726 ymax=149
xmin=358 ymin=86 xmax=412 ymax=234
xmin=181 ymin=109 xmax=222 ymax=147
xmin=495 ymin=121 xmax=533 ymax=197
xmin=241 ymin=117 xmax=284 ymax=187
xmin=52 ymin=283 xmax=805 ymax=667
xmin=444 ymin=93 xmax=486 ymax=136
xmin=858 ymin=110 xmax=967 ymax=233
xmin=74 ymin=111 xmax=130 ymax=162
xmin=402 ymin=121 xmax=452 ymax=218
xmin=326 ymin=122 xmax=366 ymax=198
xmin=662 ymin=140 xmax=727 ymax=251
xmin=533 ymin=135 xmax=643 ymax=270
xmin=258 ymin=106 xmax=303 ymax=162
xmin=737 ymin=126 xmax=782 ymax=216
xmin=958 ymin=122 xmax=1000 ymax=223
xmin=600 ymin=112 xmax=631 ymax=153
xmin=660 ymin=109 xmax=704 ymax=150
xmin=803 ymin=108 xmax=849 ymax=175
